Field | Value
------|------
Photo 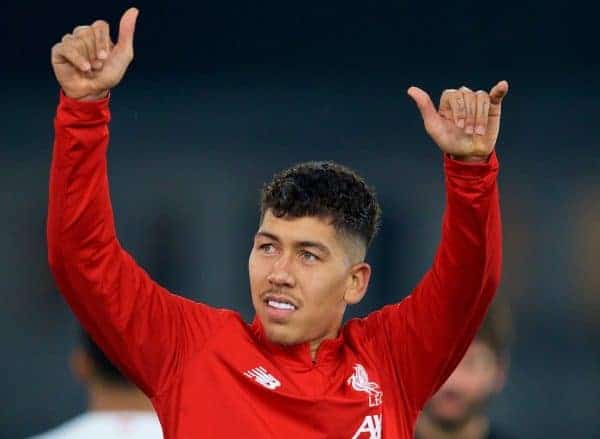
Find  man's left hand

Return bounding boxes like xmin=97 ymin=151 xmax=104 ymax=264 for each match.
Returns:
xmin=408 ymin=81 xmax=509 ymax=162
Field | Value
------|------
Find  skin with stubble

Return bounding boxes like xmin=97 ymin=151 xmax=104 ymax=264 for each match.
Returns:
xmin=248 ymin=211 xmax=371 ymax=357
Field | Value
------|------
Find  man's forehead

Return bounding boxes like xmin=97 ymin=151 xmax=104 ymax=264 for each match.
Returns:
xmin=258 ymin=210 xmax=337 ymax=242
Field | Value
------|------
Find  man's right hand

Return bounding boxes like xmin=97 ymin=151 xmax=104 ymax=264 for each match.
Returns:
xmin=51 ymin=8 xmax=139 ymax=101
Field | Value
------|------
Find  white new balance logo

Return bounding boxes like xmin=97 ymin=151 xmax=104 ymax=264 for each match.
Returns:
xmin=244 ymin=366 xmax=281 ymax=390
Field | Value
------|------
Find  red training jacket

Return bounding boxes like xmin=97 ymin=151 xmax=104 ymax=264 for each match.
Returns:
xmin=47 ymin=92 xmax=502 ymax=438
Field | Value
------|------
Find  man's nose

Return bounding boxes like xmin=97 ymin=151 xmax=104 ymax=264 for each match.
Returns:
xmin=267 ymin=254 xmax=295 ymax=288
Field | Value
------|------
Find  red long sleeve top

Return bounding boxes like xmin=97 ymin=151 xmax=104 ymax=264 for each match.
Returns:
xmin=47 ymin=92 xmax=502 ymax=438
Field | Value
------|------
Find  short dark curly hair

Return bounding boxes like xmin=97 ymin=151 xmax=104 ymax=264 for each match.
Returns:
xmin=260 ymin=161 xmax=382 ymax=250
xmin=477 ymin=298 xmax=513 ymax=359
xmin=81 ymin=330 xmax=132 ymax=387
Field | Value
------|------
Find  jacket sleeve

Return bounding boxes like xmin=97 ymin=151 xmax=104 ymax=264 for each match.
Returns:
xmin=362 ymin=152 xmax=502 ymax=413
xmin=47 ymin=92 xmax=230 ymax=398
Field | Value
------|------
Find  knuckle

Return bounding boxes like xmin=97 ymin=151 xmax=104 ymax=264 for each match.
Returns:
xmin=454 ymin=96 xmax=465 ymax=111
xmin=72 ymin=25 xmax=90 ymax=35
xmin=92 ymin=19 xmax=109 ymax=29
xmin=72 ymin=37 xmax=84 ymax=49
xmin=476 ymin=91 xmax=489 ymax=100
xmin=65 ymin=46 xmax=79 ymax=58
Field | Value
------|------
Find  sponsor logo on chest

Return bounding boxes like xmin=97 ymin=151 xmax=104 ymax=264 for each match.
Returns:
xmin=348 ymin=363 xmax=383 ymax=438
xmin=352 ymin=414 xmax=382 ymax=439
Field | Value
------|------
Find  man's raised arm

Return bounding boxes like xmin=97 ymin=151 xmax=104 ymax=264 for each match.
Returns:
xmin=47 ymin=8 xmax=229 ymax=398
xmin=361 ymin=82 xmax=508 ymax=413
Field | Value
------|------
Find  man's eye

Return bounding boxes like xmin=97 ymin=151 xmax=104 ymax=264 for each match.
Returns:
xmin=260 ymin=243 xmax=275 ymax=253
xmin=300 ymin=251 xmax=319 ymax=262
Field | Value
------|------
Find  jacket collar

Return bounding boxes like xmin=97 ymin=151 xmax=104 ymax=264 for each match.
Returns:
xmin=250 ymin=316 xmax=345 ymax=369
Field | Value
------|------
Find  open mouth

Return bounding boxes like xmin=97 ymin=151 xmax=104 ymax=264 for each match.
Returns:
xmin=266 ymin=299 xmax=296 ymax=310
xmin=263 ymin=295 xmax=298 ymax=320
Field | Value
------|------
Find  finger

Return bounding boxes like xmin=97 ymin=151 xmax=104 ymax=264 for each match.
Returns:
xmin=407 ymin=86 xmax=440 ymax=129
xmin=92 ymin=20 xmax=111 ymax=60
xmin=58 ymin=35 xmax=92 ymax=70
xmin=53 ymin=41 xmax=91 ymax=72
xmin=475 ymin=91 xmax=490 ymax=135
xmin=489 ymin=80 xmax=509 ymax=115
xmin=72 ymin=26 xmax=96 ymax=64
xmin=446 ymin=90 xmax=466 ymax=128
xmin=439 ymin=89 xmax=456 ymax=122
xmin=115 ymin=7 xmax=139 ymax=55
xmin=460 ymin=86 xmax=476 ymax=135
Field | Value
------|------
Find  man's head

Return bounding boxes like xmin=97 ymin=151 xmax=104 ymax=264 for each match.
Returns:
xmin=420 ymin=300 xmax=513 ymax=432
xmin=71 ymin=331 xmax=154 ymax=411
xmin=71 ymin=331 xmax=133 ymax=388
xmin=248 ymin=161 xmax=381 ymax=348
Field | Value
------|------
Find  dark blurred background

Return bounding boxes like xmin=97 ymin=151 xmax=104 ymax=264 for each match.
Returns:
xmin=1 ymin=1 xmax=598 ymax=437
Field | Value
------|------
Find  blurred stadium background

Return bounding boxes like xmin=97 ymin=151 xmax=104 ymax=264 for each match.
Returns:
xmin=1 ymin=1 xmax=598 ymax=437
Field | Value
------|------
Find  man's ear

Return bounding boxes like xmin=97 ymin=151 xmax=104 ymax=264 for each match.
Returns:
xmin=344 ymin=262 xmax=371 ymax=305
xmin=70 ymin=347 xmax=94 ymax=384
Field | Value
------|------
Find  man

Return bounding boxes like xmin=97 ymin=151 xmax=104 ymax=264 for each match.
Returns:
xmin=29 ymin=332 xmax=162 ymax=438
xmin=415 ymin=301 xmax=513 ymax=439
xmin=47 ymin=7 xmax=507 ymax=438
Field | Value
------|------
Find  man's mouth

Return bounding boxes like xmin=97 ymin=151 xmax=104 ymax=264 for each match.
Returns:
xmin=267 ymin=300 xmax=296 ymax=310
xmin=263 ymin=294 xmax=298 ymax=320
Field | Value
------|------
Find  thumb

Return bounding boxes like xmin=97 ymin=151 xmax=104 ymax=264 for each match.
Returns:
xmin=489 ymin=80 xmax=509 ymax=107
xmin=115 ymin=7 xmax=139 ymax=53
xmin=407 ymin=86 xmax=440 ymax=127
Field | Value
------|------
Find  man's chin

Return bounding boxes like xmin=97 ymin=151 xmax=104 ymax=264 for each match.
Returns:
xmin=425 ymin=403 xmax=471 ymax=431
xmin=263 ymin=322 xmax=303 ymax=346
xmin=428 ymin=413 xmax=470 ymax=432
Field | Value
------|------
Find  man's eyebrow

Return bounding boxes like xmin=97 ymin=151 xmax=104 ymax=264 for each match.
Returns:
xmin=297 ymin=240 xmax=330 ymax=255
xmin=255 ymin=232 xmax=331 ymax=255
xmin=255 ymin=231 xmax=280 ymax=242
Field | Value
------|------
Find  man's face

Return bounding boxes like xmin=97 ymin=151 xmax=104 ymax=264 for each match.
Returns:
xmin=423 ymin=340 xmax=505 ymax=430
xmin=248 ymin=210 xmax=359 ymax=346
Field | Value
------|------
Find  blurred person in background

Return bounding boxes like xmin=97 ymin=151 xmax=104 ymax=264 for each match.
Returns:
xmin=29 ymin=331 xmax=162 ymax=438
xmin=415 ymin=299 xmax=513 ymax=439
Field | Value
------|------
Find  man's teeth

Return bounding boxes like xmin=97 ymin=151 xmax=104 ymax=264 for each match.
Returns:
xmin=267 ymin=300 xmax=295 ymax=310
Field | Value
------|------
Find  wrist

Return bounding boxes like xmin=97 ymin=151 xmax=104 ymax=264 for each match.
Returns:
xmin=63 ymin=89 xmax=109 ymax=102
xmin=449 ymin=153 xmax=490 ymax=163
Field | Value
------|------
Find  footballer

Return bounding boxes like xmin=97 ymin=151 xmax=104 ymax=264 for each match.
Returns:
xmin=48 ymin=8 xmax=507 ymax=438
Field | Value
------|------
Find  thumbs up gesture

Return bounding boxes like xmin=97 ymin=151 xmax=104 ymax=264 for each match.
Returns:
xmin=408 ymin=81 xmax=509 ymax=161
xmin=51 ymin=8 xmax=139 ymax=100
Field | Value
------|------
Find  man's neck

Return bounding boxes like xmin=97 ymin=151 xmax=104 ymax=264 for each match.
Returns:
xmin=88 ymin=382 xmax=154 ymax=412
xmin=308 ymin=326 xmax=341 ymax=361
xmin=415 ymin=415 xmax=490 ymax=439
